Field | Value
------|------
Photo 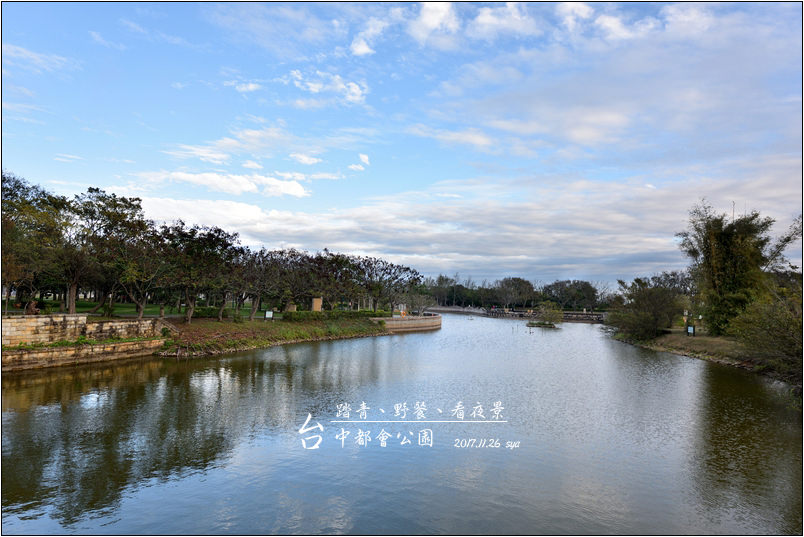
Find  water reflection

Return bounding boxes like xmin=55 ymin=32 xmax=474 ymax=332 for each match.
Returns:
xmin=2 ymin=316 xmax=801 ymax=534
xmin=2 ymin=340 xmax=409 ymax=528
xmin=689 ymin=364 xmax=802 ymax=534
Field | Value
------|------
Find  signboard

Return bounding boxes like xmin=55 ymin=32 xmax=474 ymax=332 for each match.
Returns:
xmin=265 ymin=310 xmax=273 ymax=320
xmin=687 ymin=325 xmax=695 ymax=336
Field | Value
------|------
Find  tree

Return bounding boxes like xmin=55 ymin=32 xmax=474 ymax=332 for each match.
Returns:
xmin=241 ymin=249 xmax=280 ymax=320
xmin=728 ymin=271 xmax=802 ymax=382
xmin=1 ymin=172 xmax=68 ymax=313
xmin=160 ymin=221 xmax=240 ymax=323
xmin=276 ymin=248 xmax=314 ymax=310
xmin=541 ymin=280 xmax=599 ymax=311
xmin=357 ymin=256 xmax=421 ymax=311
xmin=309 ymin=250 xmax=361 ymax=310
xmin=75 ymin=188 xmax=159 ymax=319
xmin=607 ymin=276 xmax=684 ymax=340
xmin=677 ymin=201 xmax=798 ymax=335
xmin=536 ymin=301 xmax=563 ymax=325
xmin=496 ymin=277 xmax=534 ymax=308
xmin=430 ymin=274 xmax=454 ymax=306
xmin=400 ymin=284 xmax=437 ymax=315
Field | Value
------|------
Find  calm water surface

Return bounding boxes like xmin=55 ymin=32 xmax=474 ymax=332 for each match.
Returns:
xmin=2 ymin=314 xmax=801 ymax=534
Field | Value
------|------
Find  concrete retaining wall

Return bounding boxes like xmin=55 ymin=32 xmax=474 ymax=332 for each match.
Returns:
xmin=373 ymin=314 xmax=442 ymax=333
xmin=2 ymin=339 xmax=166 ymax=372
xmin=2 ymin=314 xmax=171 ymax=347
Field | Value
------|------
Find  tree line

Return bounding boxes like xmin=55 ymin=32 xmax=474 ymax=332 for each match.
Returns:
xmin=1 ymin=171 xmax=422 ymax=322
xmin=422 ymin=274 xmax=610 ymax=311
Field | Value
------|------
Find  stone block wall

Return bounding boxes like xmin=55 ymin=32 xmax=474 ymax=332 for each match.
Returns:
xmin=2 ymin=314 xmax=89 ymax=347
xmin=2 ymin=339 xmax=166 ymax=372
xmin=372 ymin=314 xmax=442 ymax=333
xmin=1 ymin=314 xmax=169 ymax=347
xmin=85 ymin=319 xmax=165 ymax=340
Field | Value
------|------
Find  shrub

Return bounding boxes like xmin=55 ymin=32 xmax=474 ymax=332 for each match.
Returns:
xmin=281 ymin=310 xmax=391 ymax=322
xmin=193 ymin=306 xmax=231 ymax=319
xmin=536 ymin=301 xmax=563 ymax=324
xmin=607 ymin=277 xmax=683 ymax=340
xmin=728 ymin=283 xmax=802 ymax=382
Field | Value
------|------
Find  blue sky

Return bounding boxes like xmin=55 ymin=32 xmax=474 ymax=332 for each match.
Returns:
xmin=2 ymin=2 xmax=801 ymax=284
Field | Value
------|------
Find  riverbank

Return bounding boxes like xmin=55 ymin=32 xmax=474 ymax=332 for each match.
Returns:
xmin=158 ymin=318 xmax=389 ymax=357
xmin=613 ymin=328 xmax=802 ymax=395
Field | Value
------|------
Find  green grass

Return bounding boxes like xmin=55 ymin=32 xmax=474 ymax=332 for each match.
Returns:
xmin=160 ymin=318 xmax=387 ymax=356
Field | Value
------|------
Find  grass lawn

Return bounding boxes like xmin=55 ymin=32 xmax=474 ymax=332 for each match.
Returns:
xmin=621 ymin=327 xmax=801 ymax=388
xmin=160 ymin=317 xmax=388 ymax=355
xmin=653 ymin=328 xmax=750 ymax=361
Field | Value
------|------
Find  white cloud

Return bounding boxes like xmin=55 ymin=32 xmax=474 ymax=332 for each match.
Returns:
xmin=130 ymin=148 xmax=801 ymax=283
xmin=2 ymin=102 xmax=46 ymax=113
xmin=205 ymin=4 xmax=342 ymax=59
xmin=435 ymin=60 xmax=523 ymax=97
xmin=350 ymin=38 xmax=373 ymax=56
xmin=359 ymin=154 xmax=370 ymax=165
xmin=348 ymin=164 xmax=365 ymax=171
xmin=141 ymin=197 xmax=274 ymax=229
xmin=287 ymin=69 xmax=368 ymax=105
xmin=89 ymin=31 xmax=127 ymax=50
xmin=224 ymin=79 xmax=261 ymax=92
xmin=120 ymin=19 xmax=147 ymax=34
xmin=54 ymin=153 xmax=84 ymax=162
xmin=163 ymin=125 xmax=290 ymax=164
xmin=467 ymin=3 xmax=540 ymax=41
xmin=292 ymin=98 xmax=327 ymax=109
xmin=290 ymin=153 xmax=322 ymax=165
xmin=275 ymin=171 xmax=307 ymax=181
xmin=5 ymin=85 xmax=34 ymax=97
xmin=350 ymin=17 xmax=390 ymax=56
xmin=119 ymin=18 xmax=196 ymax=48
xmin=136 ymin=170 xmax=308 ymax=197
xmin=309 ymin=172 xmax=342 ymax=180
xmin=660 ymin=4 xmax=715 ymax=37
xmin=171 ymin=82 xmax=187 ymax=90
xmin=487 ymin=118 xmax=545 ymax=136
xmin=564 ymin=108 xmax=630 ymax=144
xmin=2 ymin=44 xmax=78 ymax=73
xmin=408 ymin=2 xmax=460 ymax=49
xmin=409 ymin=124 xmax=494 ymax=150
xmin=163 ymin=144 xmax=231 ymax=164
xmin=594 ymin=14 xmax=658 ymax=40
xmin=242 ymin=160 xmax=263 ymax=169
xmin=556 ymin=2 xmax=593 ymax=33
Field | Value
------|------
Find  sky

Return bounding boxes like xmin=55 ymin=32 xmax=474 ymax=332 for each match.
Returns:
xmin=2 ymin=2 xmax=802 ymax=285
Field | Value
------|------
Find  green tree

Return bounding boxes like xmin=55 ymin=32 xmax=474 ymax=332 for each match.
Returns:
xmin=537 ymin=301 xmax=563 ymax=325
xmin=607 ymin=276 xmax=684 ymax=340
xmin=1 ymin=172 xmax=68 ymax=313
xmin=160 ymin=221 xmax=240 ymax=323
xmin=728 ymin=272 xmax=802 ymax=382
xmin=400 ymin=284 xmax=437 ymax=315
xmin=677 ymin=202 xmax=798 ymax=335
xmin=357 ymin=256 xmax=421 ymax=312
xmin=496 ymin=277 xmax=534 ymax=308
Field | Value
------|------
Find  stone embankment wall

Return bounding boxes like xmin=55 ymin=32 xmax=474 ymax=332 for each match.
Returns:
xmin=1 ymin=314 xmax=174 ymax=347
xmin=374 ymin=314 xmax=442 ymax=333
xmin=2 ymin=339 xmax=166 ymax=372
xmin=1 ymin=314 xmax=175 ymax=372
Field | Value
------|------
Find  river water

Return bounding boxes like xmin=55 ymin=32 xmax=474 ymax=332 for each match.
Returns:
xmin=2 ymin=314 xmax=801 ymax=534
